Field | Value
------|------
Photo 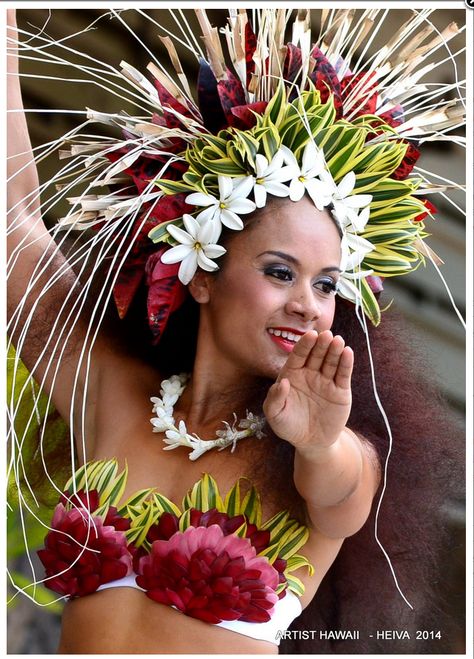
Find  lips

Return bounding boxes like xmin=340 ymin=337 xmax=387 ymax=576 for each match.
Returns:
xmin=267 ymin=327 xmax=304 ymax=353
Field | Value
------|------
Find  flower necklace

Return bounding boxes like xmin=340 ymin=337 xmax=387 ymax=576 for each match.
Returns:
xmin=150 ymin=374 xmax=266 ymax=461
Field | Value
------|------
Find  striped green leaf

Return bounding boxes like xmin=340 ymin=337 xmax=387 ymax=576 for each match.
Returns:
xmin=278 ymin=526 xmax=310 ymax=560
xmin=152 ymin=492 xmax=181 ymax=516
xmin=241 ymin=485 xmax=262 ymax=526
xmin=258 ymin=542 xmax=282 ymax=563
xmin=285 ymin=553 xmax=315 ymax=577
xmin=179 ymin=508 xmax=192 ymax=531
xmin=285 ymin=573 xmax=306 ymax=597
xmin=148 ymin=218 xmax=184 ymax=243
xmin=118 ymin=488 xmax=155 ymax=515
xmin=154 ymin=179 xmax=193 ymax=195
xmin=224 ymin=480 xmax=241 ymax=517
xmin=265 ymin=82 xmax=287 ymax=127
xmin=360 ymin=277 xmax=381 ymax=325
xmin=261 ymin=510 xmax=290 ymax=536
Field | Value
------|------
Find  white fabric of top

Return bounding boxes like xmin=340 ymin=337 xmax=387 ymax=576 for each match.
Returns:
xmin=97 ymin=575 xmax=302 ymax=645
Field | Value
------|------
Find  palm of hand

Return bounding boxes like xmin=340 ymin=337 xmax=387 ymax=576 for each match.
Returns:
xmin=263 ymin=330 xmax=353 ymax=450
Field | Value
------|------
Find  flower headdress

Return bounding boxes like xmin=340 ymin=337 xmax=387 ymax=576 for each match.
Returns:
xmin=51 ymin=8 xmax=464 ymax=341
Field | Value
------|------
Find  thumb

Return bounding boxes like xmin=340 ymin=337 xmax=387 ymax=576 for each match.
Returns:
xmin=263 ymin=378 xmax=290 ymax=420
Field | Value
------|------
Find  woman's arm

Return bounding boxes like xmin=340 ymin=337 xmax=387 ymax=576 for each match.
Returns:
xmin=263 ymin=329 xmax=380 ymax=538
xmin=7 ymin=10 xmax=102 ymax=433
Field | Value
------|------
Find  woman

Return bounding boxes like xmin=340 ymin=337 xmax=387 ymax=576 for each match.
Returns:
xmin=7 ymin=8 xmax=465 ymax=654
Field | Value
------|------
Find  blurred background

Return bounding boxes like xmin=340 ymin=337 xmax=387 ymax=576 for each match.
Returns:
xmin=7 ymin=7 xmax=466 ymax=654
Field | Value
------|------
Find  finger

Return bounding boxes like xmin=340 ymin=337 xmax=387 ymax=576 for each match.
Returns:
xmin=320 ymin=335 xmax=346 ymax=380
xmin=263 ymin=378 xmax=290 ymax=419
xmin=334 ymin=346 xmax=354 ymax=389
xmin=305 ymin=330 xmax=333 ymax=371
xmin=280 ymin=331 xmax=318 ymax=375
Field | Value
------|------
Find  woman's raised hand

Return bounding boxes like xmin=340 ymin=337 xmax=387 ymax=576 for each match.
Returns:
xmin=262 ymin=330 xmax=353 ymax=453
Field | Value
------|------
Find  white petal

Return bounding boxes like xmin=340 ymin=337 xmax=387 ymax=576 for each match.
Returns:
xmin=280 ymin=144 xmax=298 ymax=169
xmin=289 ymin=178 xmax=305 ymax=202
xmin=196 ymin=205 xmax=218 ymax=224
xmin=270 ymin=165 xmax=296 ymax=183
xmin=254 ymin=183 xmax=267 ymax=208
xmin=337 ymin=276 xmax=363 ymax=302
xmin=343 ymin=194 xmax=373 ymax=209
xmin=178 ymin=250 xmax=199 ymax=284
xmin=255 ymin=154 xmax=270 ymax=177
xmin=231 ymin=175 xmax=255 ymax=200
xmin=167 ymin=223 xmax=195 ymax=245
xmin=304 ymin=178 xmax=332 ymax=210
xmin=302 ymin=141 xmax=320 ymax=175
xmin=182 ymin=213 xmax=200 ymax=238
xmin=345 ymin=249 xmax=368 ymax=271
xmin=339 ymin=234 xmax=349 ymax=272
xmin=220 ymin=209 xmax=244 ymax=230
xmin=266 ymin=149 xmax=284 ymax=174
xmin=337 ymin=171 xmax=356 ymax=198
xmin=196 ymin=218 xmax=215 ymax=245
xmin=185 ymin=192 xmax=216 ymax=207
xmin=227 ymin=198 xmax=256 ymax=214
xmin=345 ymin=232 xmax=375 ymax=255
xmin=197 ymin=251 xmax=220 ymax=272
xmin=347 ymin=206 xmax=370 ymax=233
xmin=208 ymin=218 xmax=223 ymax=243
xmin=218 ymin=175 xmax=233 ymax=200
xmin=161 ymin=243 xmax=193 ymax=264
xmin=306 ymin=151 xmax=326 ymax=178
xmin=264 ymin=181 xmax=290 ymax=197
xmin=204 ymin=243 xmax=227 ymax=258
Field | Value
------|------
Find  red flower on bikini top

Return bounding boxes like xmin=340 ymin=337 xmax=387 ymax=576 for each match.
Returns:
xmin=133 ymin=508 xmax=287 ymax=596
xmin=136 ymin=524 xmax=280 ymax=624
xmin=37 ymin=496 xmax=132 ymax=598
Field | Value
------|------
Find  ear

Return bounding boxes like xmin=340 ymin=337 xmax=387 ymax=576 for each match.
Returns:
xmin=188 ymin=268 xmax=212 ymax=304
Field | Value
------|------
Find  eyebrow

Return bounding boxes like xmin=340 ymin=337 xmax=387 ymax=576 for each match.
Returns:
xmin=257 ymin=250 xmax=342 ymax=273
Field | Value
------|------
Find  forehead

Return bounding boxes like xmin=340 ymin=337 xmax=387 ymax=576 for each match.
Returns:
xmin=236 ymin=197 xmax=341 ymax=259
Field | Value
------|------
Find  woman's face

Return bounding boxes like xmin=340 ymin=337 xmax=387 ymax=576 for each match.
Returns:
xmin=198 ymin=196 xmax=342 ymax=380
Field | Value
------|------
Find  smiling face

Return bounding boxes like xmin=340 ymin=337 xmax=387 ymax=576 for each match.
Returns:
xmin=193 ymin=195 xmax=342 ymax=381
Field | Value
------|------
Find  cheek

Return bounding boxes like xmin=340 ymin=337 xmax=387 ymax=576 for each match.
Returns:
xmin=320 ymin=296 xmax=337 ymax=330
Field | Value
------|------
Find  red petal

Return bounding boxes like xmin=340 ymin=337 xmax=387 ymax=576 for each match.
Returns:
xmin=244 ymin=23 xmax=257 ymax=86
xmin=165 ymin=587 xmax=185 ymax=611
xmin=212 ymin=576 xmax=233 ymax=594
xmin=391 ymin=141 xmax=421 ymax=180
xmin=240 ymin=606 xmax=272 ymax=623
xmin=309 ymin=47 xmax=343 ymax=118
xmin=145 ymin=248 xmax=188 ymax=343
xmin=187 ymin=608 xmax=221 ymax=624
xmin=217 ymin=69 xmax=247 ymax=125
xmin=230 ymin=102 xmax=268 ymax=130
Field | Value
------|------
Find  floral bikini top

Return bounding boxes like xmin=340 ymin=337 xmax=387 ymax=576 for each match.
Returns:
xmin=38 ymin=459 xmax=313 ymax=627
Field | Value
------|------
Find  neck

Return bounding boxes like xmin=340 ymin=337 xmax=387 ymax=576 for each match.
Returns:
xmin=173 ymin=331 xmax=267 ymax=432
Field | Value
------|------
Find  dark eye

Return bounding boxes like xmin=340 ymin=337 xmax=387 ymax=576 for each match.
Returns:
xmin=314 ymin=278 xmax=338 ymax=295
xmin=264 ymin=265 xmax=293 ymax=282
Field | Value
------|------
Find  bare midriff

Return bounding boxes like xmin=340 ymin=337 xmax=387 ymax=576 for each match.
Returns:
xmin=58 ymin=587 xmax=279 ymax=654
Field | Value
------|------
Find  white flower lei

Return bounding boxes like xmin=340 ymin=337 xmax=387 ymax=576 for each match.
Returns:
xmin=150 ymin=374 xmax=266 ymax=460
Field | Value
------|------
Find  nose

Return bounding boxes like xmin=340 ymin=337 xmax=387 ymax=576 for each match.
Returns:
xmin=284 ymin=283 xmax=321 ymax=323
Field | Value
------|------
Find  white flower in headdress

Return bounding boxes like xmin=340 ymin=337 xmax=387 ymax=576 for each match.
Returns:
xmin=186 ymin=175 xmax=256 ymax=238
xmin=338 ymin=231 xmax=375 ymax=301
xmin=280 ymin=142 xmax=334 ymax=209
xmin=160 ymin=214 xmax=226 ymax=285
xmin=322 ymin=170 xmax=373 ymax=232
xmin=252 ymin=149 xmax=293 ymax=208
